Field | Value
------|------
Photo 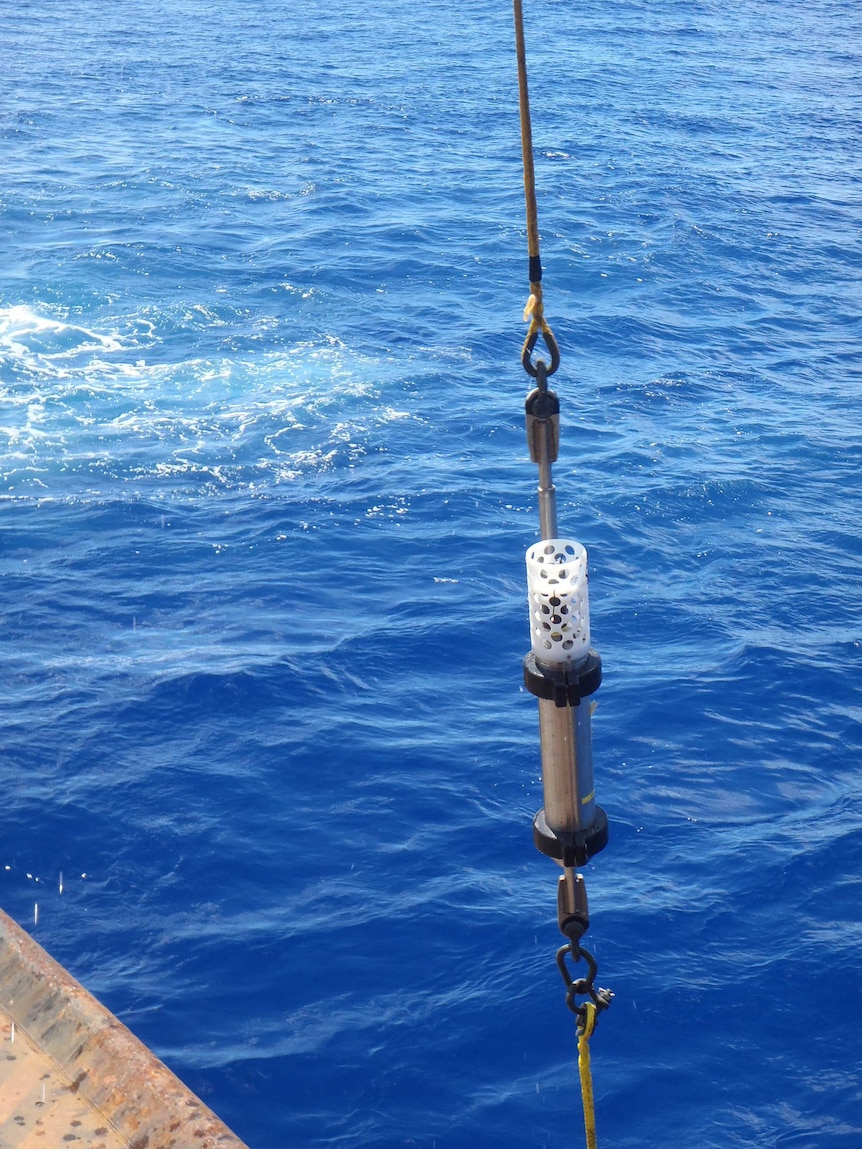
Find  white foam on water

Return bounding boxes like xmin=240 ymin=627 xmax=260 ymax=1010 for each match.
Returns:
xmin=0 ymin=304 xmax=413 ymax=495
xmin=0 ymin=305 xmax=125 ymax=369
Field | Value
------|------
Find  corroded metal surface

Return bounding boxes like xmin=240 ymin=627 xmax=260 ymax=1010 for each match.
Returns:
xmin=0 ymin=1011 xmax=128 ymax=1147
xmin=0 ymin=908 xmax=250 ymax=1149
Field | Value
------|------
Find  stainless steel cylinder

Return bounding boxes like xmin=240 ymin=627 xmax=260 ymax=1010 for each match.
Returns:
xmin=537 ymin=695 xmax=596 ymax=835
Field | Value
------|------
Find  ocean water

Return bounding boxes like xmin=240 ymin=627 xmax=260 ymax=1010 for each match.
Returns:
xmin=2 ymin=1 xmax=861 ymax=1146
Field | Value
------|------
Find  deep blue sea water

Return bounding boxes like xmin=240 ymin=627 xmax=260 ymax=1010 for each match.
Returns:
xmin=2 ymin=1 xmax=861 ymax=1146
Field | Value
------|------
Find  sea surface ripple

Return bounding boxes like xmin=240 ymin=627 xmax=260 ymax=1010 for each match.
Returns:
xmin=1 ymin=1 xmax=861 ymax=1147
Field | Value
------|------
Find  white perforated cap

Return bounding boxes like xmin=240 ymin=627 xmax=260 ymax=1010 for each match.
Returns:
xmin=526 ymin=538 xmax=591 ymax=664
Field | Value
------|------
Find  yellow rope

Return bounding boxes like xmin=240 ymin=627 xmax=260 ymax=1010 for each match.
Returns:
xmin=512 ymin=0 xmax=557 ymax=368
xmin=523 ymin=287 xmax=552 ymax=335
xmin=577 ymin=1002 xmax=599 ymax=1149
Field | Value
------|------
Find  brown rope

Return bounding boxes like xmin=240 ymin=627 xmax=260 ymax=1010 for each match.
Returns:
xmin=513 ymin=0 xmax=557 ymax=372
xmin=513 ymin=0 xmax=542 ymax=294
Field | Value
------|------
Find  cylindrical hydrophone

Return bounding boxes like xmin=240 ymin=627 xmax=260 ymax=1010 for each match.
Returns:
xmin=526 ymin=537 xmax=598 ymax=842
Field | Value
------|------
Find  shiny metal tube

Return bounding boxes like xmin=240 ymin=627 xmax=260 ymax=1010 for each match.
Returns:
xmin=537 ymin=695 xmax=596 ymax=835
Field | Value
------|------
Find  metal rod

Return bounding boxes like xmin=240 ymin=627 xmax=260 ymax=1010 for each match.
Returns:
xmin=537 ymin=458 xmax=557 ymax=540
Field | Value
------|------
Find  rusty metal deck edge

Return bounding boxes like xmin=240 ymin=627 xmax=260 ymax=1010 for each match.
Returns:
xmin=0 ymin=907 xmax=251 ymax=1149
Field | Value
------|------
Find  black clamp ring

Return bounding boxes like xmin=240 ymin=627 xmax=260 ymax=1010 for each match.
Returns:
xmin=523 ymin=650 xmax=602 ymax=708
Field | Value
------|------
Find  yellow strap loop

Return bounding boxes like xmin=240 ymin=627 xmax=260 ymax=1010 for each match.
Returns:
xmin=577 ymin=1001 xmax=599 ymax=1149
xmin=523 ymin=286 xmax=550 ymax=332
